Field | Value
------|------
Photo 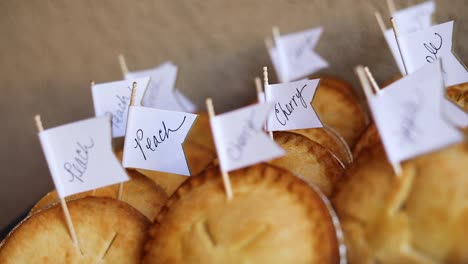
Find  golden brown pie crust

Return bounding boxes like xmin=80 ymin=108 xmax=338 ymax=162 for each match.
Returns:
xmin=0 ymin=197 xmax=150 ymax=263
xmin=332 ymin=141 xmax=468 ymax=263
xmin=30 ymin=169 xmax=167 ymax=221
xmin=312 ymin=78 xmax=368 ymax=148
xmin=292 ymin=126 xmax=353 ymax=168
xmin=269 ymin=131 xmax=344 ymax=197
xmin=143 ymin=164 xmax=340 ymax=264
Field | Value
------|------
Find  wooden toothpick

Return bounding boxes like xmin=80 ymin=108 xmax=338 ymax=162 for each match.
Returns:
xmin=386 ymin=0 xmax=397 ymax=15
xmin=34 ymin=115 xmax=80 ymax=248
xmin=118 ymin=82 xmax=138 ymax=201
xmin=263 ymin=67 xmax=274 ymax=140
xmin=354 ymin=67 xmax=402 ymax=177
xmin=364 ymin=66 xmax=381 ymax=94
xmin=205 ymin=98 xmax=234 ymax=201
xmin=90 ymin=81 xmax=99 ymax=197
xmin=392 ymin=162 xmax=403 ymax=177
xmin=254 ymin=77 xmax=263 ymax=102
xmin=264 ymin=37 xmax=274 ymax=50
xmin=118 ymin=54 xmax=129 ymax=78
xmin=355 ymin=66 xmax=374 ymax=101
xmin=374 ymin=11 xmax=387 ymax=35
xmin=391 ymin=18 xmax=409 ymax=75
xmin=129 ymin=82 xmax=138 ymax=107
xmin=272 ymin=26 xmax=288 ymax=82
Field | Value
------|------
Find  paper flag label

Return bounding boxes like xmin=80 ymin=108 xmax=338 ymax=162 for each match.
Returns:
xmin=268 ymin=27 xmax=328 ymax=82
xmin=393 ymin=0 xmax=435 ymax=34
xmin=126 ymin=62 xmax=197 ymax=112
xmin=265 ymin=79 xmax=322 ymax=131
xmin=174 ymin=89 xmax=198 ymax=113
xmin=38 ymin=116 xmax=129 ymax=198
xmin=122 ymin=106 xmax=197 ymax=176
xmin=383 ymin=1 xmax=435 ymax=75
xmin=384 ymin=29 xmax=407 ymax=75
xmin=92 ymin=77 xmax=150 ymax=138
xmin=257 ymin=91 xmax=265 ymax=103
xmin=398 ymin=21 xmax=468 ymax=86
xmin=368 ymin=61 xmax=463 ymax=165
xmin=210 ymin=103 xmax=285 ymax=172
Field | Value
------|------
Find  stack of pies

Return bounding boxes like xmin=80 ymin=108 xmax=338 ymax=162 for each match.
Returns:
xmin=2 ymin=69 xmax=466 ymax=263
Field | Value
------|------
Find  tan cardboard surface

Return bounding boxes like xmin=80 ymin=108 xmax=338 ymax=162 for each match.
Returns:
xmin=0 ymin=0 xmax=467 ymax=230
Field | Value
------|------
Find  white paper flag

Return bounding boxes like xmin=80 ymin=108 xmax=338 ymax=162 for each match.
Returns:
xmin=122 ymin=106 xmax=197 ymax=176
xmin=92 ymin=77 xmax=150 ymax=138
xmin=368 ymin=61 xmax=463 ymax=165
xmin=268 ymin=27 xmax=328 ymax=83
xmin=383 ymin=1 xmax=435 ymax=75
xmin=384 ymin=29 xmax=407 ymax=75
xmin=393 ymin=0 xmax=435 ymax=34
xmin=397 ymin=21 xmax=468 ymax=86
xmin=125 ymin=62 xmax=197 ymax=112
xmin=265 ymin=79 xmax=322 ymax=131
xmin=174 ymin=89 xmax=198 ymax=113
xmin=38 ymin=116 xmax=129 ymax=198
xmin=210 ymin=103 xmax=285 ymax=172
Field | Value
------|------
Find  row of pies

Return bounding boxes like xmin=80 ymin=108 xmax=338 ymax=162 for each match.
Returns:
xmin=1 ymin=77 xmax=466 ymax=263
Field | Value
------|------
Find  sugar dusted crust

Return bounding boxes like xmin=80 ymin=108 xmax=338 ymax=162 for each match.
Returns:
xmin=0 ymin=197 xmax=150 ymax=263
xmin=143 ymin=164 xmax=340 ymax=264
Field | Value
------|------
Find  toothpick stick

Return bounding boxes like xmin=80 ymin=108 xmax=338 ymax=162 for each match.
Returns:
xmin=355 ymin=66 xmax=375 ymax=105
xmin=255 ymin=77 xmax=263 ymax=101
xmin=391 ymin=18 xmax=409 ymax=75
xmin=118 ymin=82 xmax=138 ymax=200
xmin=272 ymin=26 xmax=288 ymax=83
xmin=264 ymin=37 xmax=274 ymax=50
xmin=129 ymin=82 xmax=138 ymax=106
xmin=34 ymin=115 xmax=80 ymax=247
xmin=205 ymin=98 xmax=234 ymax=201
xmin=392 ymin=162 xmax=403 ymax=176
xmin=364 ymin=66 xmax=381 ymax=94
xmin=374 ymin=11 xmax=387 ymax=35
xmin=90 ymin=80 xmax=98 ymax=196
xmin=118 ymin=54 xmax=129 ymax=78
xmin=263 ymin=67 xmax=274 ymax=140
xmin=355 ymin=67 xmax=402 ymax=177
xmin=386 ymin=0 xmax=397 ymax=15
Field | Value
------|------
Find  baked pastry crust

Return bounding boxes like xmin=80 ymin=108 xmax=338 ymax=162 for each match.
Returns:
xmin=269 ymin=131 xmax=344 ymax=197
xmin=0 ymin=197 xmax=150 ymax=263
xmin=143 ymin=164 xmax=340 ymax=264
xmin=446 ymin=82 xmax=467 ymax=112
xmin=292 ymin=126 xmax=353 ymax=168
xmin=185 ymin=112 xmax=216 ymax=154
xmin=332 ymin=141 xmax=468 ymax=263
xmin=352 ymin=122 xmax=380 ymax=159
xmin=136 ymin=142 xmax=216 ymax=196
xmin=30 ymin=169 xmax=167 ymax=221
xmin=312 ymin=78 xmax=368 ymax=148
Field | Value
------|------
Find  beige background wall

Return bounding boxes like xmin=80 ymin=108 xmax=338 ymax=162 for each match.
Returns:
xmin=0 ymin=0 xmax=467 ymax=230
